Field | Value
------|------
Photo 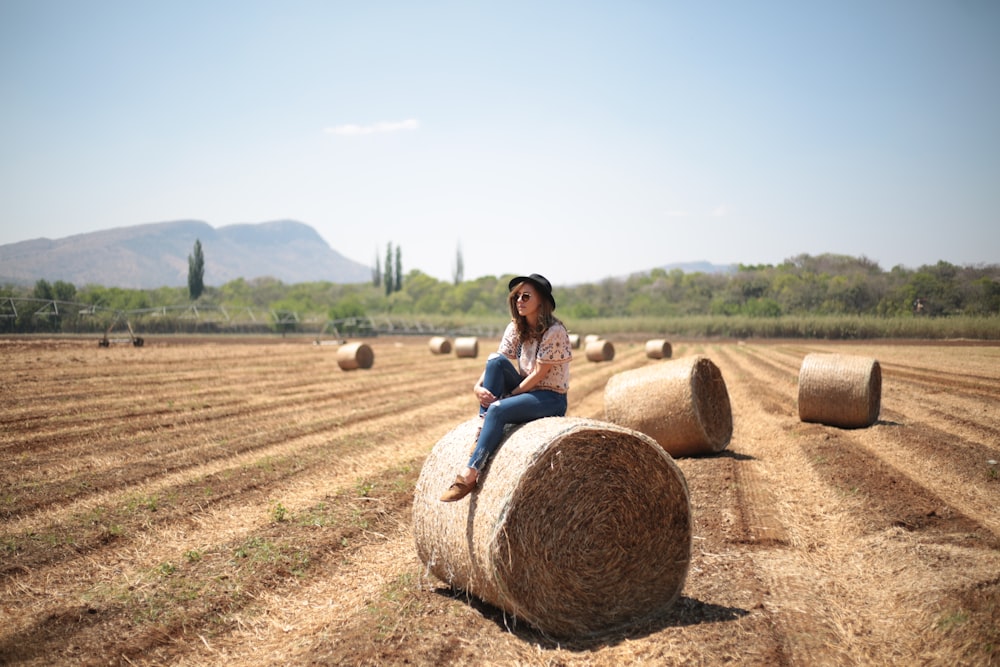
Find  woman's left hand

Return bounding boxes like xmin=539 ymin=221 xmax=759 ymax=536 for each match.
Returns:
xmin=475 ymin=384 xmax=497 ymax=408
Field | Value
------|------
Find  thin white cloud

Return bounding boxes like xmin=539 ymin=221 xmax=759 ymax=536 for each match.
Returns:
xmin=324 ymin=119 xmax=420 ymax=136
xmin=667 ymin=205 xmax=727 ymax=218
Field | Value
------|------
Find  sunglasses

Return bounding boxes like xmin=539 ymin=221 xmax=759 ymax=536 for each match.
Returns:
xmin=515 ymin=293 xmax=532 ymax=303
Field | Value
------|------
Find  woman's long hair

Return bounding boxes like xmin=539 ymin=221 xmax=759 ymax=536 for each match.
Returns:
xmin=508 ymin=281 xmax=561 ymax=343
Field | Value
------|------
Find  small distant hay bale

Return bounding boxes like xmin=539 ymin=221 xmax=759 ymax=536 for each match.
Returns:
xmin=454 ymin=337 xmax=479 ymax=358
xmin=583 ymin=334 xmax=601 ymax=344
xmin=584 ymin=339 xmax=614 ymax=362
xmin=413 ymin=416 xmax=691 ymax=639
xmin=645 ymin=339 xmax=672 ymax=359
xmin=336 ymin=342 xmax=374 ymax=370
xmin=604 ymin=355 xmax=732 ymax=457
xmin=428 ymin=336 xmax=452 ymax=355
xmin=567 ymin=333 xmax=581 ymax=349
xmin=798 ymin=353 xmax=881 ymax=428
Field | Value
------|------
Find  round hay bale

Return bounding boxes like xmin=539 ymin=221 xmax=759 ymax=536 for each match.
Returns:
xmin=413 ymin=416 xmax=691 ymax=639
xmin=797 ymin=353 xmax=881 ymax=428
xmin=645 ymin=339 xmax=673 ymax=360
xmin=604 ymin=355 xmax=732 ymax=457
xmin=336 ymin=342 xmax=374 ymax=370
xmin=567 ymin=333 xmax=581 ymax=349
xmin=583 ymin=334 xmax=601 ymax=344
xmin=428 ymin=336 xmax=452 ymax=355
xmin=584 ymin=339 xmax=614 ymax=362
xmin=454 ymin=336 xmax=479 ymax=358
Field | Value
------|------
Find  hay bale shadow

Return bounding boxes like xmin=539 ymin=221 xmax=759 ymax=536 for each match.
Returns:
xmin=433 ymin=587 xmax=749 ymax=650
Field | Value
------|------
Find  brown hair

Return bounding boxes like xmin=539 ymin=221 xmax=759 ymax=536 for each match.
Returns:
xmin=508 ymin=281 xmax=561 ymax=343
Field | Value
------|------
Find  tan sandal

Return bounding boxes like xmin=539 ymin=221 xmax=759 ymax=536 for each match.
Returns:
xmin=440 ymin=475 xmax=477 ymax=502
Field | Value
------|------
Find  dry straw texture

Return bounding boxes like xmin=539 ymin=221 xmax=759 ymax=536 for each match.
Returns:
xmin=454 ymin=336 xmax=479 ymax=358
xmin=413 ymin=416 xmax=691 ymax=639
xmin=798 ymin=352 xmax=881 ymax=428
xmin=428 ymin=336 xmax=452 ymax=355
xmin=604 ymin=355 xmax=733 ymax=457
xmin=645 ymin=339 xmax=673 ymax=359
xmin=335 ymin=342 xmax=374 ymax=370
xmin=585 ymin=339 xmax=615 ymax=362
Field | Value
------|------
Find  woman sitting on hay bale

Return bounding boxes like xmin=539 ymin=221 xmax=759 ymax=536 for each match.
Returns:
xmin=440 ymin=273 xmax=573 ymax=502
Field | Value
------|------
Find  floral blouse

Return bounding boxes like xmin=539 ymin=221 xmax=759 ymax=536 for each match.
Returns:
xmin=498 ymin=321 xmax=572 ymax=394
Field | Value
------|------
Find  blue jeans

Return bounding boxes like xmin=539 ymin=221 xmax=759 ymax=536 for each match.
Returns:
xmin=468 ymin=354 xmax=568 ymax=471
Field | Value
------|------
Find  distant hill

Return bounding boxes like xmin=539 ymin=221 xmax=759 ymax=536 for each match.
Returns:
xmin=0 ymin=220 xmax=372 ymax=288
xmin=611 ymin=261 xmax=737 ymax=281
xmin=657 ymin=261 xmax=737 ymax=275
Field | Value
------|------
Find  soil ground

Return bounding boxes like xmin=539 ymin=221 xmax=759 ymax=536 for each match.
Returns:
xmin=1 ymin=335 xmax=998 ymax=666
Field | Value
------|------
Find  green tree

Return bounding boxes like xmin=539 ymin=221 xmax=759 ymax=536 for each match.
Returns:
xmin=32 ymin=279 xmax=54 ymax=301
xmin=453 ymin=242 xmax=464 ymax=285
xmin=394 ymin=245 xmax=403 ymax=293
xmin=962 ymin=276 xmax=1000 ymax=315
xmin=384 ymin=243 xmax=394 ymax=297
xmin=218 ymin=278 xmax=255 ymax=308
xmin=188 ymin=239 xmax=205 ymax=300
xmin=329 ymin=295 xmax=366 ymax=321
xmin=30 ymin=280 xmax=58 ymax=332
xmin=372 ymin=247 xmax=381 ymax=288
xmin=52 ymin=280 xmax=76 ymax=302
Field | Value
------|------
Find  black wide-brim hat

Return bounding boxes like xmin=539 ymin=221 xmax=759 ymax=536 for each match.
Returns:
xmin=508 ymin=273 xmax=556 ymax=310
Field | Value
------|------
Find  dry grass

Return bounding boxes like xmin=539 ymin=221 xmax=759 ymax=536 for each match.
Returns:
xmin=454 ymin=336 xmax=479 ymax=358
xmin=413 ymin=416 xmax=691 ymax=639
xmin=604 ymin=355 xmax=733 ymax=457
xmin=585 ymin=339 xmax=615 ymax=362
xmin=1 ymin=336 xmax=998 ymax=666
xmin=428 ymin=336 xmax=452 ymax=354
xmin=336 ymin=341 xmax=375 ymax=370
xmin=797 ymin=352 xmax=881 ymax=428
xmin=645 ymin=339 xmax=672 ymax=359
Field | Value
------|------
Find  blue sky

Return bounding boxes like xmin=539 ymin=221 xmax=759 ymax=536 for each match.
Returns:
xmin=1 ymin=1 xmax=998 ymax=285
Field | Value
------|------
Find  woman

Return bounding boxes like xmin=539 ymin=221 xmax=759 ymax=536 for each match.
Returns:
xmin=440 ymin=273 xmax=572 ymax=502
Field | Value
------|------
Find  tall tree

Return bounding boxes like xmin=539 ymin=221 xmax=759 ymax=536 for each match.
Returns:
xmin=384 ymin=242 xmax=394 ymax=296
xmin=31 ymin=279 xmax=57 ymax=332
xmin=52 ymin=280 xmax=76 ymax=302
xmin=453 ymin=242 xmax=464 ymax=285
xmin=32 ymin=279 xmax=54 ymax=301
xmin=188 ymin=239 xmax=205 ymax=300
xmin=394 ymin=245 xmax=403 ymax=292
xmin=372 ymin=247 xmax=382 ymax=288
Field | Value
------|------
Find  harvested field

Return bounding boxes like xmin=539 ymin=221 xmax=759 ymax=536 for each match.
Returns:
xmin=1 ymin=336 xmax=998 ymax=666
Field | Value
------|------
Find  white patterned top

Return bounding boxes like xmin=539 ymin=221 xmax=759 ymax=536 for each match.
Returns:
xmin=498 ymin=321 xmax=572 ymax=394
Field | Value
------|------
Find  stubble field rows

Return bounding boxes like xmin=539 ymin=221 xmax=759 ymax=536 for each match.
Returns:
xmin=1 ymin=335 xmax=998 ymax=666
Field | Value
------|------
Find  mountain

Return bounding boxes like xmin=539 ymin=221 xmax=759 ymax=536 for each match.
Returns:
xmin=0 ymin=220 xmax=373 ymax=288
xmin=657 ymin=261 xmax=738 ymax=275
xmin=610 ymin=261 xmax=737 ymax=282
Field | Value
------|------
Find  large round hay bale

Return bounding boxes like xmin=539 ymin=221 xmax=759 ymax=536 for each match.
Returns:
xmin=798 ymin=353 xmax=881 ymax=428
xmin=604 ymin=355 xmax=732 ymax=457
xmin=584 ymin=339 xmax=614 ymax=362
xmin=645 ymin=339 xmax=672 ymax=359
xmin=567 ymin=333 xmax=581 ymax=349
xmin=413 ymin=416 xmax=691 ymax=639
xmin=454 ymin=336 xmax=479 ymax=358
xmin=428 ymin=336 xmax=452 ymax=355
xmin=336 ymin=342 xmax=374 ymax=370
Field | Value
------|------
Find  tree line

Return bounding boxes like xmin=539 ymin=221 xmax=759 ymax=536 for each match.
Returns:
xmin=3 ymin=253 xmax=998 ymax=336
